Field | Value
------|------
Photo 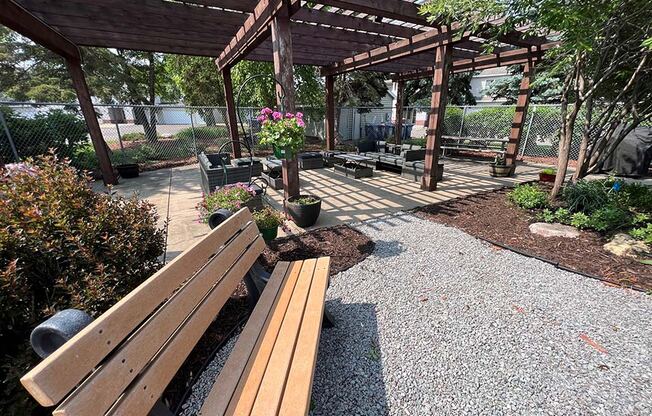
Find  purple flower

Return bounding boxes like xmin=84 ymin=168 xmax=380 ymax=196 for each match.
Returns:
xmin=261 ymin=107 xmax=273 ymax=115
xmin=295 ymin=112 xmax=303 ymax=119
xmin=257 ymin=114 xmax=266 ymax=122
xmin=285 ymin=112 xmax=294 ymax=119
xmin=272 ymin=111 xmax=283 ymax=120
xmin=297 ymin=118 xmax=305 ymax=128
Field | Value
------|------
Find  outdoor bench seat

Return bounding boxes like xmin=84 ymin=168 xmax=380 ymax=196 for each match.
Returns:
xmin=20 ymin=208 xmax=331 ymax=416
xmin=441 ymin=136 xmax=508 ymax=155
xmin=298 ymin=152 xmax=325 ymax=170
xmin=401 ymin=160 xmax=444 ymax=182
xmin=199 ymin=152 xmax=262 ymax=194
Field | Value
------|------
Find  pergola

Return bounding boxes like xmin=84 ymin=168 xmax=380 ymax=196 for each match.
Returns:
xmin=0 ymin=0 xmax=555 ymax=194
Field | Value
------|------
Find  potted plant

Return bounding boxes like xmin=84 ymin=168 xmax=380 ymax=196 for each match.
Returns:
xmin=112 ymin=150 xmax=139 ymax=178
xmin=195 ymin=182 xmax=257 ymax=224
xmin=539 ymin=167 xmax=557 ymax=183
xmin=253 ymin=206 xmax=285 ymax=242
xmin=285 ymin=195 xmax=322 ymax=228
xmin=257 ymin=108 xmax=306 ymax=160
xmin=489 ymin=154 xmax=512 ymax=177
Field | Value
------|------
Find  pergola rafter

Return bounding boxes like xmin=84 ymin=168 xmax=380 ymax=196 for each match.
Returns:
xmin=1 ymin=0 xmax=557 ymax=195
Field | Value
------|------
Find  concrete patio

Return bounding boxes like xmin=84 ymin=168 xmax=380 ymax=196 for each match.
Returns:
xmin=107 ymin=159 xmax=543 ymax=260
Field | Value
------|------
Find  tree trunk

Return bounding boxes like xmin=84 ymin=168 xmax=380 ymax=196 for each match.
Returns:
xmin=145 ymin=52 xmax=158 ymax=143
xmin=573 ymin=94 xmax=593 ymax=181
xmin=199 ymin=108 xmax=217 ymax=126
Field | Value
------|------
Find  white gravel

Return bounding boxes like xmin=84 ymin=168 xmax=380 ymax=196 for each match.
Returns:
xmin=183 ymin=212 xmax=652 ymax=415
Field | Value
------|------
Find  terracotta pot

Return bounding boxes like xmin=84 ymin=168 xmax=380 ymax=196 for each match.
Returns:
xmin=539 ymin=172 xmax=557 ymax=183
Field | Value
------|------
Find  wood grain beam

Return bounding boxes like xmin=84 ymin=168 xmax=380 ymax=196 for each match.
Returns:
xmin=505 ymin=60 xmax=534 ymax=167
xmin=312 ymin=0 xmax=429 ymax=26
xmin=321 ymin=26 xmax=462 ymax=76
xmin=0 ymin=0 xmax=79 ymax=59
xmin=216 ymin=0 xmax=300 ymax=70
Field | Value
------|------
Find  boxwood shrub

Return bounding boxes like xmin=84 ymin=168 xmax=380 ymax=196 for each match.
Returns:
xmin=0 ymin=155 xmax=166 ymax=414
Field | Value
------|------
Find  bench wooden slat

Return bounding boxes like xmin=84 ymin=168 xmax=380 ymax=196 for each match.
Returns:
xmin=21 ymin=208 xmax=253 ymax=407
xmin=53 ymin=222 xmax=261 ymax=416
xmin=198 ymin=261 xmax=293 ymax=416
xmin=107 ymin=236 xmax=266 ymax=416
xmin=226 ymin=261 xmax=305 ymax=415
xmin=249 ymin=258 xmax=317 ymax=415
xmin=278 ymin=257 xmax=330 ymax=415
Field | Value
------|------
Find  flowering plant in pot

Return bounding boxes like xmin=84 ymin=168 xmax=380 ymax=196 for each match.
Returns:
xmin=285 ymin=195 xmax=322 ymax=228
xmin=253 ymin=206 xmax=286 ymax=242
xmin=196 ymin=182 xmax=256 ymax=224
xmin=539 ymin=167 xmax=557 ymax=183
xmin=489 ymin=153 xmax=512 ymax=177
xmin=257 ymin=108 xmax=305 ymax=160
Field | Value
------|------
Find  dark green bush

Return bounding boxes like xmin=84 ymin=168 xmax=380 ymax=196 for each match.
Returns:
xmin=0 ymin=107 xmax=88 ymax=162
xmin=121 ymin=132 xmax=146 ymax=141
xmin=443 ymin=106 xmax=464 ymax=136
xmin=0 ymin=155 xmax=165 ymax=414
xmin=508 ymin=184 xmax=550 ymax=209
xmin=177 ymin=126 xmax=228 ymax=141
xmin=463 ymin=107 xmax=515 ymax=138
xmin=71 ymin=142 xmax=99 ymax=171
xmin=562 ymin=180 xmax=611 ymax=213
xmin=630 ymin=224 xmax=652 ymax=245
xmin=402 ymin=138 xmax=427 ymax=147
xmin=586 ymin=205 xmax=632 ymax=232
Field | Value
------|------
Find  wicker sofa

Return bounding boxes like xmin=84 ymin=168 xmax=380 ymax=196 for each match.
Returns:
xmin=198 ymin=152 xmax=262 ymax=194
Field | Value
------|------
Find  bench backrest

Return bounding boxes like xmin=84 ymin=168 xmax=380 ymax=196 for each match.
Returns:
xmin=21 ymin=208 xmax=264 ymax=416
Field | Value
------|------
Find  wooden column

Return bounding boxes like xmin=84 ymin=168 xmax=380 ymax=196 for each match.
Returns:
xmin=65 ymin=58 xmax=117 ymax=185
xmin=421 ymin=44 xmax=452 ymax=192
xmin=505 ymin=60 xmax=534 ymax=170
xmin=271 ymin=5 xmax=299 ymax=200
xmin=222 ymin=66 xmax=242 ymax=158
xmin=394 ymin=79 xmax=405 ymax=145
xmin=325 ymin=74 xmax=335 ymax=151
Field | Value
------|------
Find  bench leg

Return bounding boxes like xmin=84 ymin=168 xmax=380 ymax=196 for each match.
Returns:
xmin=322 ymin=307 xmax=336 ymax=329
xmin=148 ymin=399 xmax=174 ymax=416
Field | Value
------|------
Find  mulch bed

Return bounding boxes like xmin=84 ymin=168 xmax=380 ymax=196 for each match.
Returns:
xmin=163 ymin=224 xmax=374 ymax=411
xmin=414 ymin=187 xmax=652 ymax=292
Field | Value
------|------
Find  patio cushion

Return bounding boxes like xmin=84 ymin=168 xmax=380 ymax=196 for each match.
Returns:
xmin=378 ymin=154 xmax=404 ymax=166
xmin=360 ymin=152 xmax=384 ymax=161
xmin=231 ymin=157 xmax=262 ymax=167
xmin=206 ymin=153 xmax=231 ymax=168
xmin=298 ymin=152 xmax=323 ymax=160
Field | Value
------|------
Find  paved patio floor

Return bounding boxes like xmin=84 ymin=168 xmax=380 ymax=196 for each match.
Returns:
xmin=107 ymin=159 xmax=543 ymax=260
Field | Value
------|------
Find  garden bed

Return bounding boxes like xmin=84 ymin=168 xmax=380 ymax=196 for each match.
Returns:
xmin=414 ymin=187 xmax=651 ymax=291
xmin=162 ymin=224 xmax=374 ymax=410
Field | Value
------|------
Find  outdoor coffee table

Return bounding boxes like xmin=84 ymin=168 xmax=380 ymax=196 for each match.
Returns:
xmin=333 ymin=153 xmax=374 ymax=179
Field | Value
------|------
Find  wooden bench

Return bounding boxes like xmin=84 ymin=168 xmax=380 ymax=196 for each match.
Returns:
xmin=441 ymin=136 xmax=508 ymax=155
xmin=20 ymin=208 xmax=331 ymax=416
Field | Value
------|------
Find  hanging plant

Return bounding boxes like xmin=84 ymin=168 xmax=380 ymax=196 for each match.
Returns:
xmin=257 ymin=108 xmax=305 ymax=159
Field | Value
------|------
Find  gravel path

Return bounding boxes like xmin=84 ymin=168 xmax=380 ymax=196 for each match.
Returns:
xmin=183 ymin=212 xmax=652 ymax=415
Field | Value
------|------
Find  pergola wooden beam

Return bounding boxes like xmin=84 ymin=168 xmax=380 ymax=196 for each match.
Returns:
xmin=321 ymin=27 xmax=461 ymax=76
xmin=313 ymin=0 xmax=429 ymax=26
xmin=505 ymin=60 xmax=535 ymax=167
xmin=216 ymin=0 xmax=300 ymax=70
xmin=0 ymin=0 xmax=79 ymax=59
xmin=325 ymin=74 xmax=336 ymax=151
xmin=390 ymin=43 xmax=557 ymax=81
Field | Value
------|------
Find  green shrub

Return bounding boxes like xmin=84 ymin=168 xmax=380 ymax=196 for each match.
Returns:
xmin=540 ymin=208 xmax=571 ymax=224
xmin=443 ymin=106 xmax=464 ymax=136
xmin=630 ymin=224 xmax=652 ymax=245
xmin=619 ymin=182 xmax=652 ymax=213
xmin=196 ymin=182 xmax=256 ymax=222
xmin=562 ymin=180 xmax=610 ymax=213
xmin=0 ymin=107 xmax=88 ymax=162
xmin=177 ymin=126 xmax=228 ymax=141
xmin=0 ymin=155 xmax=165 ymax=414
xmin=252 ymin=206 xmax=284 ymax=229
xmin=71 ymin=142 xmax=99 ymax=171
xmin=508 ymin=184 xmax=549 ymax=209
xmin=121 ymin=132 xmax=146 ymax=141
xmin=462 ymin=107 xmax=515 ymax=138
xmin=586 ymin=205 xmax=631 ymax=232
xmin=570 ymin=212 xmax=591 ymax=229
xmin=402 ymin=138 xmax=427 ymax=147
xmin=541 ymin=168 xmax=556 ymax=175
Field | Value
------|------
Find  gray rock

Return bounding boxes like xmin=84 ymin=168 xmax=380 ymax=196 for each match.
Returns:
xmin=529 ymin=222 xmax=580 ymax=238
xmin=603 ymin=233 xmax=651 ymax=259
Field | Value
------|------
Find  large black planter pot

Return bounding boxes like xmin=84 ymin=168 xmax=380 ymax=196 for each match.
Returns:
xmin=116 ymin=163 xmax=139 ymax=178
xmin=286 ymin=195 xmax=322 ymax=228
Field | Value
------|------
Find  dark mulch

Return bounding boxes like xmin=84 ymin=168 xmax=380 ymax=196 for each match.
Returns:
xmin=260 ymin=224 xmax=375 ymax=276
xmin=414 ymin=187 xmax=652 ymax=292
xmin=163 ymin=224 xmax=374 ymax=411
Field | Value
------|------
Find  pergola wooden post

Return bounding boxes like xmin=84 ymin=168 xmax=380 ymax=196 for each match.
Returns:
xmin=0 ymin=0 xmax=117 ymax=185
xmin=505 ymin=59 xmax=535 ymax=170
xmin=65 ymin=58 xmax=117 ymax=185
xmin=421 ymin=43 xmax=452 ymax=191
xmin=325 ymin=74 xmax=336 ymax=151
xmin=394 ymin=79 xmax=405 ymax=145
xmin=271 ymin=5 xmax=300 ymax=200
xmin=221 ymin=66 xmax=242 ymax=158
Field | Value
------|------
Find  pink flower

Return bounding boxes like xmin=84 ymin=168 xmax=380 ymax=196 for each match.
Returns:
xmin=261 ymin=107 xmax=273 ymax=115
xmin=285 ymin=112 xmax=294 ymax=119
xmin=297 ymin=118 xmax=305 ymax=128
xmin=296 ymin=112 xmax=303 ymax=119
xmin=272 ymin=111 xmax=282 ymax=120
xmin=257 ymin=114 xmax=266 ymax=122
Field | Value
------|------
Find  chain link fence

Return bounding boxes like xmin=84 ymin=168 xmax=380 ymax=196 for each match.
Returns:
xmin=1 ymin=101 xmax=583 ymax=171
xmin=338 ymin=104 xmax=584 ymax=160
